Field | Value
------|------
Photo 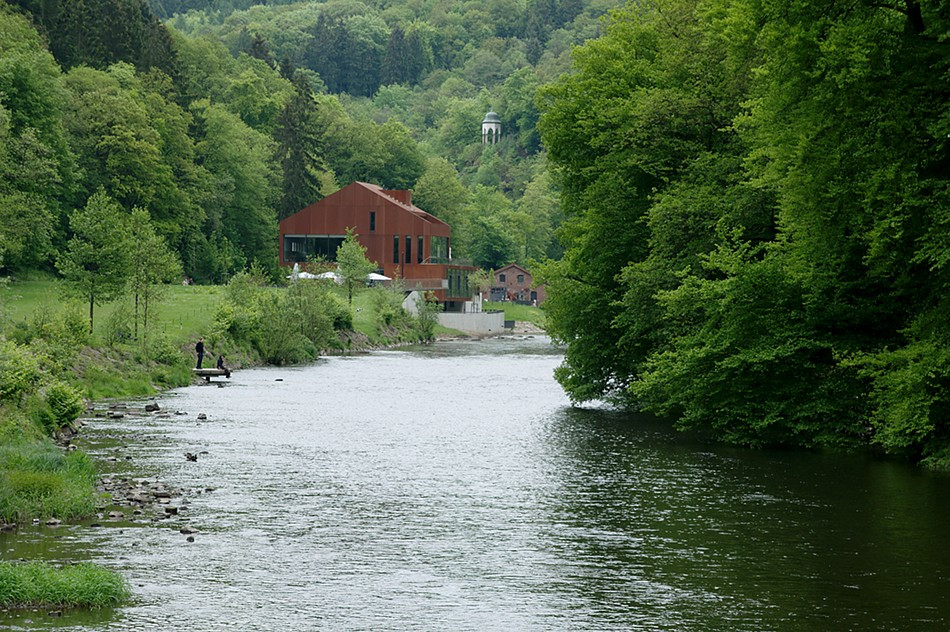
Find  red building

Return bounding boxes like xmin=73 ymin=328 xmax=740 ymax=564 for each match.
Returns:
xmin=490 ymin=263 xmax=546 ymax=305
xmin=278 ymin=181 xmax=474 ymax=307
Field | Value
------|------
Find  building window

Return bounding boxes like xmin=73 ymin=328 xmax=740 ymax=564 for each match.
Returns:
xmin=517 ymin=274 xmax=525 ymax=284
xmin=418 ymin=236 xmax=424 ymax=264
xmin=431 ymin=236 xmax=448 ymax=263
xmin=283 ymin=234 xmax=346 ymax=263
xmin=393 ymin=235 xmax=399 ymax=264
xmin=499 ymin=273 xmax=506 ymax=282
xmin=405 ymin=234 xmax=411 ymax=264
xmin=369 ymin=211 xmax=376 ymax=232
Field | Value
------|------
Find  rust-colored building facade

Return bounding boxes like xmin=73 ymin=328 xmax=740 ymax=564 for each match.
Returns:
xmin=490 ymin=263 xmax=546 ymax=305
xmin=278 ymin=181 xmax=473 ymax=306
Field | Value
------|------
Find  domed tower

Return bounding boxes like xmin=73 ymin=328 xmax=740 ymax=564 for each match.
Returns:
xmin=481 ymin=110 xmax=501 ymax=145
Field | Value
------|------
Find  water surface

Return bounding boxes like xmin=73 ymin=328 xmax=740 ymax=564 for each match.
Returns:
xmin=2 ymin=336 xmax=949 ymax=630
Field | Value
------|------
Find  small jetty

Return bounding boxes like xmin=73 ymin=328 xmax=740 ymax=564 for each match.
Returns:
xmin=193 ymin=368 xmax=231 ymax=382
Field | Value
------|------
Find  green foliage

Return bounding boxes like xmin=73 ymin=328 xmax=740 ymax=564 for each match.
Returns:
xmin=0 ymin=440 xmax=97 ymax=523
xmin=0 ymin=561 xmax=131 ymax=609
xmin=42 ymin=381 xmax=85 ymax=431
xmin=212 ymin=265 xmax=346 ymax=364
xmin=414 ymin=291 xmax=442 ymax=342
xmin=370 ymin=283 xmax=410 ymax=328
xmin=103 ymin=302 xmax=134 ymax=347
xmin=538 ymin=0 xmax=950 ymax=463
xmin=56 ymin=190 xmax=132 ymax=332
xmin=0 ymin=337 xmax=41 ymax=403
xmin=275 ymin=72 xmax=326 ymax=220
xmin=335 ymin=228 xmax=377 ymax=305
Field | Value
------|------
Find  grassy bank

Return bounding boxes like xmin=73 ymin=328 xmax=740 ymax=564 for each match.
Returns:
xmin=0 ymin=441 xmax=97 ymax=524
xmin=0 ymin=562 xmax=130 ymax=609
xmin=485 ymin=301 xmax=546 ymax=328
xmin=0 ymin=277 xmax=451 ymax=520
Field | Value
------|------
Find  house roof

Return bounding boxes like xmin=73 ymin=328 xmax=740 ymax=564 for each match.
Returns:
xmin=496 ymin=263 xmax=531 ymax=276
xmin=355 ymin=182 xmax=448 ymax=228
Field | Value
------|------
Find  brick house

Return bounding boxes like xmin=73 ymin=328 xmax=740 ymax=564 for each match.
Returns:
xmin=489 ymin=263 xmax=546 ymax=305
xmin=278 ymin=181 xmax=475 ymax=309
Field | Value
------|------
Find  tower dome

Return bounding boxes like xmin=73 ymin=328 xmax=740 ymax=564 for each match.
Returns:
xmin=481 ymin=110 xmax=501 ymax=144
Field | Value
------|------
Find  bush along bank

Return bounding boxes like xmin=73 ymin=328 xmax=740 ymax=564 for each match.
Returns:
xmin=203 ymin=267 xmax=441 ymax=365
xmin=0 ymin=305 xmax=186 ymax=609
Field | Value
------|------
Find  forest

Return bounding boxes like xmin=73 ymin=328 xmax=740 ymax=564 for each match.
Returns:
xmin=1 ymin=0 xmax=592 ymax=282
xmin=537 ymin=0 xmax=950 ymax=465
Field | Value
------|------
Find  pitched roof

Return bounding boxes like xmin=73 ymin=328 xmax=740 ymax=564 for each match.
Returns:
xmin=355 ymin=182 xmax=448 ymax=228
xmin=496 ymin=263 xmax=531 ymax=275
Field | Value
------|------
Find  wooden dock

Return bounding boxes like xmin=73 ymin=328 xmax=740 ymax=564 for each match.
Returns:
xmin=193 ymin=368 xmax=231 ymax=382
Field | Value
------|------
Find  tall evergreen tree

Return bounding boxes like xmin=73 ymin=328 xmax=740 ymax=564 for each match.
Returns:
xmin=274 ymin=72 xmax=326 ymax=220
xmin=247 ymin=33 xmax=275 ymax=69
xmin=382 ymin=25 xmax=408 ymax=85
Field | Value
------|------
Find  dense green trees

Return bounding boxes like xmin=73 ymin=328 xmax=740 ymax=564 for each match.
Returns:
xmin=540 ymin=0 xmax=950 ymax=463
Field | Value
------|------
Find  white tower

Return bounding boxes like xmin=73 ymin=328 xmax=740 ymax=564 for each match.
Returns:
xmin=481 ymin=110 xmax=501 ymax=144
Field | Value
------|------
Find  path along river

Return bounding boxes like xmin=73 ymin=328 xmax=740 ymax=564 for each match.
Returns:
xmin=2 ymin=336 xmax=950 ymax=630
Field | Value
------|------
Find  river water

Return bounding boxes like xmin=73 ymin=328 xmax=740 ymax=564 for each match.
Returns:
xmin=2 ymin=336 xmax=950 ymax=630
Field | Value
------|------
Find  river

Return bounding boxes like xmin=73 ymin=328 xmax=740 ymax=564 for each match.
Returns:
xmin=2 ymin=336 xmax=950 ymax=630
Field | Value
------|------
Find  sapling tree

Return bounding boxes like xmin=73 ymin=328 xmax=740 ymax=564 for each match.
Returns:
xmin=335 ymin=228 xmax=376 ymax=305
xmin=128 ymin=207 xmax=182 ymax=340
xmin=56 ymin=190 xmax=132 ymax=333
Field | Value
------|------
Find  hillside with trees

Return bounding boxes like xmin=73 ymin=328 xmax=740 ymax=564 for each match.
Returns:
xmin=1 ymin=0 xmax=613 ymax=282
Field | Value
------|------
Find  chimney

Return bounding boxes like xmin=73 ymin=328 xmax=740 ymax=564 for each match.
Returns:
xmin=383 ymin=189 xmax=412 ymax=206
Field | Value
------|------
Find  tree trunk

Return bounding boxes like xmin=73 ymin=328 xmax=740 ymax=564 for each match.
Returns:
xmin=134 ymin=292 xmax=139 ymax=340
xmin=88 ymin=293 xmax=94 ymax=334
xmin=905 ymin=0 xmax=925 ymax=33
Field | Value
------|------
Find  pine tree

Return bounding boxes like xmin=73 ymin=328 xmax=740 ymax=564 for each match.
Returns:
xmin=382 ymin=25 xmax=407 ymax=85
xmin=274 ymin=73 xmax=326 ymax=220
xmin=247 ymin=33 xmax=275 ymax=69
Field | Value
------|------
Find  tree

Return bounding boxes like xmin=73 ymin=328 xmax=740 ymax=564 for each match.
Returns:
xmin=274 ymin=72 xmax=326 ymax=220
xmin=415 ymin=291 xmax=442 ymax=342
xmin=468 ymin=268 xmax=493 ymax=299
xmin=412 ymin=157 xmax=469 ymax=229
xmin=335 ymin=228 xmax=377 ymax=305
xmin=128 ymin=207 xmax=182 ymax=340
xmin=56 ymin=190 xmax=131 ymax=332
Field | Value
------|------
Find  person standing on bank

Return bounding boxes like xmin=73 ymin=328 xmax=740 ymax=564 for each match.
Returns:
xmin=195 ymin=337 xmax=205 ymax=369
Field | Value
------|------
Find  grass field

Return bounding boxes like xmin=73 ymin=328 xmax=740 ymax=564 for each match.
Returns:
xmin=485 ymin=301 xmax=546 ymax=328
xmin=0 ymin=279 xmax=223 ymax=344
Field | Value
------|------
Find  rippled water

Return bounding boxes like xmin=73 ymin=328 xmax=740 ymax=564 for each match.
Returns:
xmin=3 ymin=336 xmax=950 ymax=630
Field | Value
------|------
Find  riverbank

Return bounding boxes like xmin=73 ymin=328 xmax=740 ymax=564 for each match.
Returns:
xmin=0 ymin=278 xmax=546 ymax=522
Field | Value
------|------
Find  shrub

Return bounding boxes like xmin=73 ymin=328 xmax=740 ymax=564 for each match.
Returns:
xmin=103 ymin=302 xmax=133 ymax=347
xmin=0 ymin=337 xmax=41 ymax=402
xmin=44 ymin=381 xmax=85 ymax=430
xmin=371 ymin=286 xmax=409 ymax=328
xmin=145 ymin=334 xmax=182 ymax=366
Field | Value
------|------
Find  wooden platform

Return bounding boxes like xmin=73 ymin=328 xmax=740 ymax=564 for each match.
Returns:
xmin=193 ymin=368 xmax=231 ymax=381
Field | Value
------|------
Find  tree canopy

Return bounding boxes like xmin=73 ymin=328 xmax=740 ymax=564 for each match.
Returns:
xmin=539 ymin=0 xmax=950 ymax=464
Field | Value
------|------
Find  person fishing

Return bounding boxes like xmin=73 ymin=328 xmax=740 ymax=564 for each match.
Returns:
xmin=216 ymin=353 xmax=231 ymax=378
xmin=195 ymin=337 xmax=205 ymax=369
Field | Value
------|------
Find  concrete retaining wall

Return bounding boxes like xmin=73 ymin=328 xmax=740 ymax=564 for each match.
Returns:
xmin=437 ymin=311 xmax=506 ymax=334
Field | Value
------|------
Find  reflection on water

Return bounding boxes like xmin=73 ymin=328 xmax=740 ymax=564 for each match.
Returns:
xmin=2 ymin=336 xmax=949 ymax=630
